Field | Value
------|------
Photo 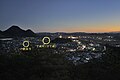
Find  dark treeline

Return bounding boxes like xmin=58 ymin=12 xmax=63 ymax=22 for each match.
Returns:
xmin=0 ymin=46 xmax=120 ymax=80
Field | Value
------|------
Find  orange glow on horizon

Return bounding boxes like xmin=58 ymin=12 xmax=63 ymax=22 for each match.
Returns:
xmin=35 ymin=25 xmax=120 ymax=33
xmin=45 ymin=27 xmax=120 ymax=33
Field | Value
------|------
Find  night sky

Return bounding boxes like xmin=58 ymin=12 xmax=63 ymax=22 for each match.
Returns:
xmin=0 ymin=0 xmax=120 ymax=32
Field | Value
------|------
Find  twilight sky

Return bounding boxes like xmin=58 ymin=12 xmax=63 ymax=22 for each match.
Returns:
xmin=0 ymin=0 xmax=120 ymax=32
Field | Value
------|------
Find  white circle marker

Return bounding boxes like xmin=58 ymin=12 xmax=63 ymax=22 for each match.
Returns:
xmin=23 ymin=40 xmax=29 ymax=47
xmin=42 ymin=37 xmax=51 ymax=45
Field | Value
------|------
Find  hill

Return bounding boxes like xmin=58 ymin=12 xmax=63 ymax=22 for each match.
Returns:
xmin=0 ymin=25 xmax=36 ymax=37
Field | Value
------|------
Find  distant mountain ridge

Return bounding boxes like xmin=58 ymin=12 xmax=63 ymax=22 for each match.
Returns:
xmin=0 ymin=25 xmax=36 ymax=38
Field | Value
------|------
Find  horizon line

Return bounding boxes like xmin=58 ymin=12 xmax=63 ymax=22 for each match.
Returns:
xmin=0 ymin=25 xmax=120 ymax=33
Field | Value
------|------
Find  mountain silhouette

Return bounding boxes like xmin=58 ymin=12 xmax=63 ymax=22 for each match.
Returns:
xmin=0 ymin=30 xmax=2 ymax=34
xmin=0 ymin=30 xmax=5 ymax=38
xmin=25 ymin=29 xmax=36 ymax=37
xmin=0 ymin=25 xmax=36 ymax=37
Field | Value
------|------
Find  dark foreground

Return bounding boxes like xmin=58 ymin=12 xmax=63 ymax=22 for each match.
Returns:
xmin=0 ymin=45 xmax=120 ymax=80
